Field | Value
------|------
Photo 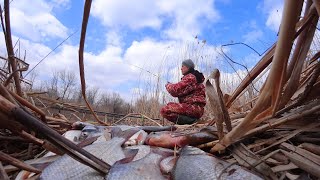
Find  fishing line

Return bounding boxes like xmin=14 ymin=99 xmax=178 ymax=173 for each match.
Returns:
xmin=124 ymin=61 xmax=159 ymax=78
xmin=24 ymin=29 xmax=79 ymax=78
xmin=122 ymin=57 xmax=170 ymax=83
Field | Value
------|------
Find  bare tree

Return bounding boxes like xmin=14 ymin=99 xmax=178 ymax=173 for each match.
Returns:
xmin=97 ymin=92 xmax=129 ymax=114
xmin=110 ymin=92 xmax=125 ymax=113
xmin=26 ymin=70 xmax=38 ymax=91
xmin=97 ymin=93 xmax=112 ymax=112
xmin=72 ymin=85 xmax=84 ymax=104
xmin=46 ymin=71 xmax=59 ymax=98
xmin=59 ymin=70 xmax=76 ymax=100
xmin=87 ymin=86 xmax=99 ymax=106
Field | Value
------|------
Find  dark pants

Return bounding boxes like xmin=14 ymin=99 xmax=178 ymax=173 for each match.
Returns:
xmin=160 ymin=102 xmax=204 ymax=123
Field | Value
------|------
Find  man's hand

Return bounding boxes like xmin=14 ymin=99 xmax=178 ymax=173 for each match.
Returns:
xmin=165 ymin=82 xmax=171 ymax=89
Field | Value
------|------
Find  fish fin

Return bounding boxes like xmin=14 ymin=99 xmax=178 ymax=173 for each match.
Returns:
xmin=136 ymin=132 xmax=144 ymax=143
xmin=151 ymin=147 xmax=174 ymax=158
xmin=111 ymin=127 xmax=140 ymax=141
xmin=77 ymin=136 xmax=99 ymax=148
xmin=115 ymin=149 xmax=139 ymax=165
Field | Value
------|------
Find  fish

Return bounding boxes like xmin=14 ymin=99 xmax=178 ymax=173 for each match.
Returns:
xmin=106 ymin=147 xmax=174 ymax=180
xmin=160 ymin=156 xmax=177 ymax=175
xmin=93 ymin=126 xmax=175 ymax=146
xmin=93 ymin=127 xmax=148 ymax=146
xmin=71 ymin=121 xmax=93 ymax=130
xmin=62 ymin=130 xmax=82 ymax=144
xmin=138 ymin=126 xmax=177 ymax=133
xmin=124 ymin=130 xmax=148 ymax=146
xmin=172 ymin=146 xmax=262 ymax=180
xmin=44 ymin=130 xmax=82 ymax=157
xmin=93 ymin=127 xmax=113 ymax=144
xmin=79 ymin=125 xmax=106 ymax=141
xmin=40 ymin=127 xmax=139 ymax=180
xmin=145 ymin=129 xmax=217 ymax=148
xmin=124 ymin=145 xmax=151 ymax=161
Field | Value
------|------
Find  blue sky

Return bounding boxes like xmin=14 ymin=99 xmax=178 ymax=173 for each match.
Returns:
xmin=0 ymin=0 xmax=285 ymax=101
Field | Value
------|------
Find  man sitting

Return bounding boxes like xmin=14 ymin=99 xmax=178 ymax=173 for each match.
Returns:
xmin=161 ymin=59 xmax=206 ymax=125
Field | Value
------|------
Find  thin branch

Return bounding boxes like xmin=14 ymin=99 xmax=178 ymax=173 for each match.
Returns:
xmin=4 ymin=0 xmax=22 ymax=96
xmin=3 ymin=66 xmax=27 ymax=86
xmin=78 ymin=0 xmax=107 ymax=125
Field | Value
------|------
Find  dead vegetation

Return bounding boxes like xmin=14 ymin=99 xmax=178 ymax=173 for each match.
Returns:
xmin=0 ymin=0 xmax=319 ymax=179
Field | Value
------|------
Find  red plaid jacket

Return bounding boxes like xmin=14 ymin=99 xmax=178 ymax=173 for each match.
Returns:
xmin=165 ymin=73 xmax=206 ymax=106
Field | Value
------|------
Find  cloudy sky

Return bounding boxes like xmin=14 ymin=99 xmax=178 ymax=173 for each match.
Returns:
xmin=0 ymin=0 xmax=285 ymax=100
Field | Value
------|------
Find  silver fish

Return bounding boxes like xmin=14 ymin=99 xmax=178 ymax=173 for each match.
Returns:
xmin=79 ymin=125 xmax=106 ymax=141
xmin=160 ymin=156 xmax=177 ymax=175
xmin=172 ymin=146 xmax=262 ymax=180
xmin=106 ymin=147 xmax=174 ymax=180
xmin=40 ymin=127 xmax=139 ymax=180
xmin=125 ymin=145 xmax=151 ymax=161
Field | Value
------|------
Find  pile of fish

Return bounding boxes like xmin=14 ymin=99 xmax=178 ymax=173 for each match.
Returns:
xmin=33 ymin=122 xmax=262 ymax=179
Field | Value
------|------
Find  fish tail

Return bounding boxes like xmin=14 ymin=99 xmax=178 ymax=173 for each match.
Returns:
xmin=111 ymin=127 xmax=140 ymax=141
xmin=114 ymin=148 xmax=139 ymax=165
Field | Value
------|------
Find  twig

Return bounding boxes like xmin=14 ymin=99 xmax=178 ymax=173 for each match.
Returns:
xmin=0 ymin=5 xmax=7 ymax=46
xmin=4 ymin=0 xmax=22 ymax=96
xmin=0 ymin=162 xmax=9 ymax=180
xmin=71 ymin=113 xmax=82 ymax=121
xmin=35 ymin=97 xmax=52 ymax=116
xmin=0 ymin=151 xmax=41 ymax=174
xmin=3 ymin=66 xmax=27 ymax=86
xmin=211 ymin=69 xmax=232 ymax=131
xmin=78 ymin=0 xmax=107 ymax=125
xmin=8 ymin=90 xmax=47 ymax=122
xmin=276 ymin=60 xmax=320 ymax=115
xmin=140 ymin=113 xmax=162 ymax=127
xmin=0 ymin=95 xmax=110 ymax=174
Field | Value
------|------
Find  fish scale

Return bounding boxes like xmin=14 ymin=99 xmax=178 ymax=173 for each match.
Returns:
xmin=106 ymin=153 xmax=166 ymax=180
xmin=172 ymin=146 xmax=262 ymax=180
xmin=125 ymin=145 xmax=151 ymax=161
xmin=40 ymin=137 xmax=127 ymax=180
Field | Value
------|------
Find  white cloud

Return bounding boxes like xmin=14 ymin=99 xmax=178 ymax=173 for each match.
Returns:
xmin=266 ymin=8 xmax=282 ymax=32
xmin=8 ymin=0 xmax=68 ymax=41
xmin=159 ymin=0 xmax=219 ymax=40
xmin=261 ymin=0 xmax=284 ymax=32
xmin=50 ymin=0 xmax=71 ymax=9
xmin=243 ymin=29 xmax=263 ymax=43
xmin=92 ymin=0 xmax=162 ymax=30
xmin=124 ymin=39 xmax=172 ymax=71
xmin=106 ymin=31 xmax=123 ymax=47
xmin=92 ymin=0 xmax=220 ymax=40
xmin=241 ymin=20 xmax=264 ymax=43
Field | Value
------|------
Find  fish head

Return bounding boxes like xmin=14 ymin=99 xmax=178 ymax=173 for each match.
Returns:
xmin=79 ymin=125 xmax=100 ymax=141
